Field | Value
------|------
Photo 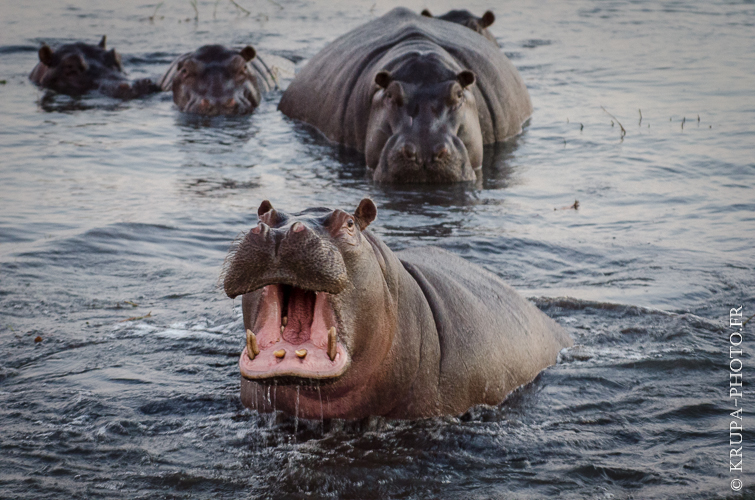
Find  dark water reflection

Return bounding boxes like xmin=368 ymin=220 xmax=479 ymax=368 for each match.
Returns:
xmin=1 ymin=0 xmax=754 ymax=498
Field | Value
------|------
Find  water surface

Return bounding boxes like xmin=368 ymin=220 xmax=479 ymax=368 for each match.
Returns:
xmin=1 ymin=0 xmax=754 ymax=498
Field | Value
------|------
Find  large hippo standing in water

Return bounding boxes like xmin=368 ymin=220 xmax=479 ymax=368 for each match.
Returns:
xmin=158 ymin=45 xmax=282 ymax=115
xmin=278 ymin=7 xmax=532 ymax=183
xmin=29 ymin=36 xmax=159 ymax=99
xmin=222 ymin=200 xmax=571 ymax=419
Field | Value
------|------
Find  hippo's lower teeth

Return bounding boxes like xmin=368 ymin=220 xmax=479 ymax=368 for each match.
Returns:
xmin=274 ymin=349 xmax=286 ymax=359
xmin=295 ymin=349 xmax=307 ymax=358
xmin=282 ymin=316 xmax=288 ymax=326
xmin=246 ymin=329 xmax=260 ymax=358
xmin=327 ymin=327 xmax=337 ymax=361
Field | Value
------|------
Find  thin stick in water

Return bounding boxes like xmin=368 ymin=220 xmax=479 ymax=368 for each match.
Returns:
xmin=230 ymin=0 xmax=250 ymax=16
xmin=601 ymin=106 xmax=626 ymax=139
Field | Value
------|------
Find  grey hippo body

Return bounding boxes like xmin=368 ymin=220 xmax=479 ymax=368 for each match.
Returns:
xmin=158 ymin=44 xmax=279 ymax=115
xmin=223 ymin=200 xmax=571 ymax=419
xmin=29 ymin=36 xmax=159 ymax=98
xmin=278 ymin=7 xmax=532 ymax=183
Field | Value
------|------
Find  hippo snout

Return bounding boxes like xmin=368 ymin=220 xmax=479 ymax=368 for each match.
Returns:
xmin=397 ymin=140 xmax=452 ymax=167
xmin=224 ymin=219 xmax=349 ymax=299
xmin=184 ymin=94 xmax=251 ymax=115
xmin=375 ymin=134 xmax=476 ymax=183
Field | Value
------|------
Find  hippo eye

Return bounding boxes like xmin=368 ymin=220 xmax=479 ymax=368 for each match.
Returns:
xmin=456 ymin=90 xmax=463 ymax=100
xmin=347 ymin=219 xmax=355 ymax=229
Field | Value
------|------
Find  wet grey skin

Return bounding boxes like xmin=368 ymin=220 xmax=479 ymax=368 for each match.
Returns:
xmin=278 ymin=7 xmax=532 ymax=184
xmin=223 ymin=199 xmax=572 ymax=420
xmin=29 ymin=36 xmax=159 ymax=99
xmin=158 ymin=44 xmax=276 ymax=115
xmin=420 ymin=8 xmax=499 ymax=46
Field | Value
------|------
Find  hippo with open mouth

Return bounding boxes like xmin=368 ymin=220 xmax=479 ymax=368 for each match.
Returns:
xmin=278 ymin=7 xmax=532 ymax=183
xmin=420 ymin=8 xmax=498 ymax=46
xmin=222 ymin=200 xmax=572 ymax=419
xmin=29 ymin=36 xmax=159 ymax=98
xmin=158 ymin=44 xmax=278 ymax=115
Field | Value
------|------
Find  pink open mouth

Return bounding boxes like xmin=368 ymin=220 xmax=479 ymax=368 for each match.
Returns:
xmin=239 ymin=284 xmax=350 ymax=380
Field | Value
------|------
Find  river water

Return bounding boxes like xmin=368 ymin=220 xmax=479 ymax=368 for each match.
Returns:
xmin=1 ymin=0 xmax=753 ymax=498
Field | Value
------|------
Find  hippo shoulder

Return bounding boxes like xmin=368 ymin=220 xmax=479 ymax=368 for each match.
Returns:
xmin=396 ymin=246 xmax=571 ymax=413
xmin=278 ymin=8 xmax=423 ymax=148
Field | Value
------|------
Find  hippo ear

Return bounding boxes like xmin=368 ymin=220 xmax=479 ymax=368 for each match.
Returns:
xmin=240 ymin=45 xmax=256 ymax=62
xmin=98 ymin=35 xmax=107 ymax=49
xmin=480 ymin=11 xmax=495 ymax=28
xmin=38 ymin=45 xmax=54 ymax=66
xmin=257 ymin=200 xmax=274 ymax=217
xmin=375 ymin=71 xmax=392 ymax=89
xmin=106 ymin=48 xmax=123 ymax=70
xmin=354 ymin=198 xmax=377 ymax=230
xmin=457 ymin=70 xmax=476 ymax=88
xmin=420 ymin=9 xmax=432 ymax=17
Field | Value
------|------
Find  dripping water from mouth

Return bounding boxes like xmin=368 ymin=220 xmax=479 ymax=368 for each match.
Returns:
xmin=318 ymin=383 xmax=324 ymax=436
xmin=294 ymin=385 xmax=300 ymax=438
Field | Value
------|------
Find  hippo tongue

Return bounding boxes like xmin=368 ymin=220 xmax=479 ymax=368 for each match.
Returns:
xmin=240 ymin=284 xmax=350 ymax=380
xmin=282 ymin=286 xmax=314 ymax=344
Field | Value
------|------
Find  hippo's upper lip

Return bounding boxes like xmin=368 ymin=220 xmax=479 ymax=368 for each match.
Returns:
xmin=239 ymin=283 xmax=350 ymax=381
xmin=222 ymin=222 xmax=349 ymax=299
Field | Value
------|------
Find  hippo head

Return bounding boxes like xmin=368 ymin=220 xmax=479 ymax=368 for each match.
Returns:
xmin=224 ymin=199 xmax=388 ymax=387
xmin=366 ymin=54 xmax=484 ymax=183
xmin=171 ymin=45 xmax=260 ymax=115
xmin=421 ymin=9 xmax=498 ymax=45
xmin=36 ymin=36 xmax=125 ymax=95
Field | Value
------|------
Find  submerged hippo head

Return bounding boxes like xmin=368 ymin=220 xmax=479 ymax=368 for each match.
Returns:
xmin=224 ymin=199 xmax=387 ymax=391
xmin=32 ymin=36 xmax=126 ymax=95
xmin=366 ymin=54 xmax=483 ymax=183
xmin=421 ymin=9 xmax=498 ymax=45
xmin=170 ymin=45 xmax=261 ymax=115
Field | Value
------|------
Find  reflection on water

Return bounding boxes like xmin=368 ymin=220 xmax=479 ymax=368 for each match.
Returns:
xmin=0 ymin=0 xmax=754 ymax=498
xmin=38 ymin=91 xmax=130 ymax=113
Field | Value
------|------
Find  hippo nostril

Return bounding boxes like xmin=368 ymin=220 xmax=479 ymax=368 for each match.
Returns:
xmin=434 ymin=146 xmax=449 ymax=162
xmin=198 ymin=98 xmax=212 ymax=112
xmin=251 ymin=222 xmax=269 ymax=235
xmin=401 ymin=144 xmax=417 ymax=161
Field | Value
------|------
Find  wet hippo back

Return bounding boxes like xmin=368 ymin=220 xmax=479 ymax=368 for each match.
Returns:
xmin=421 ymin=8 xmax=499 ymax=46
xmin=278 ymin=7 xmax=531 ymax=183
xmin=395 ymin=246 xmax=571 ymax=415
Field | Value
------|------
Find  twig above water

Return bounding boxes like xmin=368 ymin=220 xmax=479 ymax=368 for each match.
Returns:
xmin=149 ymin=2 xmax=164 ymax=22
xmin=230 ymin=0 xmax=251 ymax=15
xmin=120 ymin=311 xmax=153 ymax=322
xmin=601 ymin=106 xmax=626 ymax=140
